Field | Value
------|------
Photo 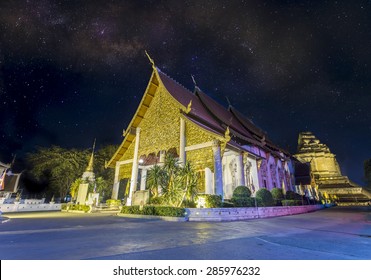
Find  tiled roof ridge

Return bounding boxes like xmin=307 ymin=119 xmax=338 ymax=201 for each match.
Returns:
xmin=193 ymin=87 xmax=225 ymax=123
xmin=228 ymin=105 xmax=267 ymax=137
xmin=156 ymin=67 xmax=194 ymax=96
xmin=184 ymin=111 xmax=225 ymax=135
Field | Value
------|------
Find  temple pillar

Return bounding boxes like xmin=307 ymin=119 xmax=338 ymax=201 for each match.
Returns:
xmin=205 ymin=167 xmax=214 ymax=194
xmin=159 ymin=150 xmax=166 ymax=163
xmin=111 ymin=161 xmax=121 ymax=200
xmin=179 ymin=117 xmax=186 ymax=166
xmin=212 ymin=140 xmax=224 ymax=200
xmin=236 ymin=152 xmax=245 ymax=187
xmin=127 ymin=127 xmax=141 ymax=206
xmin=140 ymin=169 xmax=147 ymax=191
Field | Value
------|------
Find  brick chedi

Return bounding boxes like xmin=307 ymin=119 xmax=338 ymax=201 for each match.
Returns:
xmin=295 ymin=132 xmax=371 ymax=204
xmin=296 ymin=132 xmax=344 ymax=182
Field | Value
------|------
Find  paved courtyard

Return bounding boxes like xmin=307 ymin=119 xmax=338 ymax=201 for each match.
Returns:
xmin=0 ymin=206 xmax=370 ymax=260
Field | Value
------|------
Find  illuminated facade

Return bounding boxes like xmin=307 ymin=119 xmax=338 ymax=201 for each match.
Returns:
xmin=107 ymin=63 xmax=295 ymax=205
xmin=0 ymin=160 xmax=21 ymax=198
xmin=295 ymin=132 xmax=371 ymax=203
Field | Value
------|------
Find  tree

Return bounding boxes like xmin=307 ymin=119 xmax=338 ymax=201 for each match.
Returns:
xmin=94 ymin=176 xmax=110 ymax=201
xmin=160 ymin=154 xmax=183 ymax=206
xmin=27 ymin=146 xmax=89 ymax=200
xmin=146 ymin=154 xmax=199 ymax=207
xmin=93 ymin=145 xmax=118 ymax=201
xmin=147 ymin=164 xmax=165 ymax=198
xmin=94 ymin=145 xmax=117 ymax=184
xmin=177 ymin=161 xmax=199 ymax=207
xmin=70 ymin=178 xmax=83 ymax=199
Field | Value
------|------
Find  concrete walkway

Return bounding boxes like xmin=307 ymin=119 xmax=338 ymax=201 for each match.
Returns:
xmin=0 ymin=206 xmax=370 ymax=260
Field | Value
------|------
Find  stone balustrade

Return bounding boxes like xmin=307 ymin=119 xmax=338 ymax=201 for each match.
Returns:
xmin=186 ymin=204 xmax=324 ymax=222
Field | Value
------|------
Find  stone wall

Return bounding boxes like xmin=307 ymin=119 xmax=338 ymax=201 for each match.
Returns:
xmin=186 ymin=204 xmax=324 ymax=221
xmin=0 ymin=203 xmax=61 ymax=213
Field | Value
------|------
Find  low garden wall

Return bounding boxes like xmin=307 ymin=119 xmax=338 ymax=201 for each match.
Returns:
xmin=186 ymin=204 xmax=324 ymax=222
xmin=0 ymin=203 xmax=61 ymax=213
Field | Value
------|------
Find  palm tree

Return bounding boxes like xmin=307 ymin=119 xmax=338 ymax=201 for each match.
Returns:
xmin=177 ymin=161 xmax=199 ymax=207
xmin=146 ymin=164 xmax=165 ymax=198
xmin=160 ymin=154 xmax=183 ymax=206
xmin=147 ymin=154 xmax=199 ymax=207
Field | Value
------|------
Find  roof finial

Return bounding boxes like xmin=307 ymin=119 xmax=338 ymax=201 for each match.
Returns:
xmin=11 ymin=154 xmax=17 ymax=168
xmin=191 ymin=74 xmax=197 ymax=87
xmin=92 ymin=138 xmax=96 ymax=153
xmin=185 ymin=100 xmax=192 ymax=113
xmin=86 ymin=139 xmax=96 ymax=172
xmin=226 ymin=96 xmax=232 ymax=108
xmin=145 ymin=50 xmax=155 ymax=68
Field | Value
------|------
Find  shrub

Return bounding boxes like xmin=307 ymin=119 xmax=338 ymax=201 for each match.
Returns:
xmin=285 ymin=190 xmax=302 ymax=200
xmin=231 ymin=186 xmax=252 ymax=207
xmin=255 ymin=188 xmax=275 ymax=207
xmin=121 ymin=205 xmax=140 ymax=214
xmin=270 ymin=187 xmax=284 ymax=200
xmin=197 ymin=194 xmax=222 ymax=208
xmin=154 ymin=206 xmax=185 ymax=217
xmin=120 ymin=205 xmax=186 ymax=217
xmin=149 ymin=196 xmax=164 ymax=205
xmin=181 ymin=199 xmax=197 ymax=208
xmin=222 ymin=201 xmax=234 ymax=208
xmin=62 ymin=204 xmax=91 ymax=213
xmin=233 ymin=186 xmax=252 ymax=198
xmin=270 ymin=188 xmax=284 ymax=206
xmin=282 ymin=200 xmax=301 ymax=206
xmin=106 ymin=199 xmax=121 ymax=207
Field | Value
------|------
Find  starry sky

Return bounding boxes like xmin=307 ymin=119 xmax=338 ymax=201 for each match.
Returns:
xmin=0 ymin=0 xmax=370 ymax=185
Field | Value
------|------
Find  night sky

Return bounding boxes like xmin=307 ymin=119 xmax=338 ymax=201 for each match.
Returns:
xmin=0 ymin=1 xmax=370 ymax=185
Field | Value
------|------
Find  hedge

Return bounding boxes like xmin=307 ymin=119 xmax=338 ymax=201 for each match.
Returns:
xmin=62 ymin=204 xmax=91 ymax=213
xmin=231 ymin=186 xmax=252 ymax=207
xmin=149 ymin=196 xmax=163 ymax=205
xmin=106 ymin=199 xmax=121 ymax=207
xmin=285 ymin=190 xmax=302 ymax=200
xmin=282 ymin=200 xmax=302 ymax=206
xmin=197 ymin=194 xmax=222 ymax=208
xmin=121 ymin=205 xmax=186 ymax=217
xmin=222 ymin=201 xmax=234 ymax=208
xmin=255 ymin=188 xmax=275 ymax=207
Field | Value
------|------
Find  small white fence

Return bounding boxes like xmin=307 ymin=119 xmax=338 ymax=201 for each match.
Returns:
xmin=0 ymin=203 xmax=61 ymax=213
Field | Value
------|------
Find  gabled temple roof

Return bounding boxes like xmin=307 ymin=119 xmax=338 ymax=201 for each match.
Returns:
xmin=106 ymin=65 xmax=289 ymax=168
xmin=195 ymin=88 xmax=255 ymax=140
xmin=157 ymin=69 xmax=225 ymax=134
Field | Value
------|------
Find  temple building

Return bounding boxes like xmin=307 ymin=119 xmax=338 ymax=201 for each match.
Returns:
xmin=106 ymin=61 xmax=295 ymax=205
xmin=0 ymin=160 xmax=22 ymax=202
xmin=295 ymin=132 xmax=371 ymax=204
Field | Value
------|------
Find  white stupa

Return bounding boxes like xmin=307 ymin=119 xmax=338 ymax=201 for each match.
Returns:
xmin=76 ymin=140 xmax=96 ymax=205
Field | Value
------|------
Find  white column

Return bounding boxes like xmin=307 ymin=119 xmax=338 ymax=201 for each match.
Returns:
xmin=236 ymin=152 xmax=245 ymax=186
xmin=179 ymin=117 xmax=186 ymax=166
xmin=212 ymin=140 xmax=224 ymax=200
xmin=127 ymin=127 xmax=141 ymax=206
xmin=205 ymin=167 xmax=214 ymax=194
xmin=159 ymin=150 xmax=166 ymax=163
xmin=111 ymin=162 xmax=120 ymax=199
xmin=140 ymin=169 xmax=147 ymax=191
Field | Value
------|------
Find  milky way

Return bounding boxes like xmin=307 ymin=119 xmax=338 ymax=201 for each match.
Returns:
xmin=0 ymin=0 xmax=370 ymax=184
